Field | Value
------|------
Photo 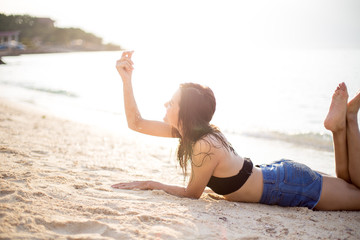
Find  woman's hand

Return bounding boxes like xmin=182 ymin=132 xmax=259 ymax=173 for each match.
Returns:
xmin=111 ymin=180 xmax=155 ymax=190
xmin=116 ymin=51 xmax=134 ymax=83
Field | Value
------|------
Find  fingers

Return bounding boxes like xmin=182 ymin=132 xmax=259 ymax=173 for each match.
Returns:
xmin=111 ymin=183 xmax=126 ymax=189
xmin=121 ymin=50 xmax=134 ymax=61
xmin=117 ymin=58 xmax=134 ymax=68
xmin=111 ymin=182 xmax=133 ymax=189
xmin=116 ymin=57 xmax=134 ymax=72
xmin=111 ymin=181 xmax=137 ymax=189
xmin=116 ymin=60 xmax=134 ymax=72
xmin=111 ymin=181 xmax=149 ymax=190
xmin=119 ymin=56 xmax=134 ymax=65
xmin=128 ymin=51 xmax=134 ymax=58
xmin=117 ymin=51 xmax=134 ymax=72
xmin=121 ymin=50 xmax=133 ymax=57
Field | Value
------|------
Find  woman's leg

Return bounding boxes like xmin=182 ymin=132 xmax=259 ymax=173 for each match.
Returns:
xmin=347 ymin=90 xmax=360 ymax=187
xmin=324 ymin=83 xmax=350 ymax=182
xmin=315 ymin=176 xmax=360 ymax=210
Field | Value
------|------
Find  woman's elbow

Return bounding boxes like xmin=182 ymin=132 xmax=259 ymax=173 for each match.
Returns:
xmin=127 ymin=121 xmax=137 ymax=131
xmin=189 ymin=194 xmax=202 ymax=200
xmin=127 ymin=119 xmax=141 ymax=132
xmin=184 ymin=191 xmax=202 ymax=199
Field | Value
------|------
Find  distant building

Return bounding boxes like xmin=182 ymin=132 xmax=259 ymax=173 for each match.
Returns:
xmin=0 ymin=31 xmax=20 ymax=46
xmin=0 ymin=30 xmax=25 ymax=57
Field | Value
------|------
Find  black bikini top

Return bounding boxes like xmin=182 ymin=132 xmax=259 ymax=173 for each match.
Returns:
xmin=207 ymin=158 xmax=253 ymax=195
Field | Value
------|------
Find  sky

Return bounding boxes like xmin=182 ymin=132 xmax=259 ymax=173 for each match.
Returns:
xmin=1 ymin=0 xmax=360 ymax=51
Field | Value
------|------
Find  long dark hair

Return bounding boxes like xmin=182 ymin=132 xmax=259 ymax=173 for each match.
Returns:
xmin=173 ymin=83 xmax=236 ymax=177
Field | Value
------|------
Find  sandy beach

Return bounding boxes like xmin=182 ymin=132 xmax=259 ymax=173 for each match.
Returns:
xmin=1 ymin=99 xmax=360 ymax=240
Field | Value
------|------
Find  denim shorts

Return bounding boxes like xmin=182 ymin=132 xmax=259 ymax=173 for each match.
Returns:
xmin=258 ymin=159 xmax=323 ymax=209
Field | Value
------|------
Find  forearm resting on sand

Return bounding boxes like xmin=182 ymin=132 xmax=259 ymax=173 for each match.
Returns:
xmin=150 ymin=181 xmax=200 ymax=199
xmin=112 ymin=180 xmax=200 ymax=199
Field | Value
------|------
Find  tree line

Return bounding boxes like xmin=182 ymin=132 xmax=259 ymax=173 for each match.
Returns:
xmin=0 ymin=13 xmax=121 ymax=51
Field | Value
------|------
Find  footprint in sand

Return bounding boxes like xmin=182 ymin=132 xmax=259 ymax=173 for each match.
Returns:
xmin=35 ymin=219 xmax=126 ymax=238
xmin=0 ymin=172 xmax=16 ymax=179
xmin=0 ymin=190 xmax=15 ymax=198
xmin=73 ymin=184 xmax=87 ymax=190
xmin=0 ymin=147 xmax=28 ymax=157
xmin=30 ymin=150 xmax=49 ymax=156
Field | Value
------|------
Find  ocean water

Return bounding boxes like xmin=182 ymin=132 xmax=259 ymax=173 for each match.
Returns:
xmin=1 ymin=49 xmax=359 ymax=173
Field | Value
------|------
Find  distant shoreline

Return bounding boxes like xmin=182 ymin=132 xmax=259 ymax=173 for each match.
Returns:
xmin=0 ymin=46 xmax=122 ymax=60
xmin=21 ymin=47 xmax=122 ymax=55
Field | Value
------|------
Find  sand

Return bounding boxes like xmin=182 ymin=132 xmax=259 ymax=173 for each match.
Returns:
xmin=1 ymin=99 xmax=360 ymax=240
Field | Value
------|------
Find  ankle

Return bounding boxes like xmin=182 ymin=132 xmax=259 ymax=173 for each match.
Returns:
xmin=347 ymin=112 xmax=358 ymax=122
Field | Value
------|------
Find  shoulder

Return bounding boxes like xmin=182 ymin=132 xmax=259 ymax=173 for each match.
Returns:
xmin=191 ymin=134 xmax=224 ymax=167
xmin=193 ymin=133 xmax=226 ymax=152
xmin=193 ymin=134 xmax=216 ymax=153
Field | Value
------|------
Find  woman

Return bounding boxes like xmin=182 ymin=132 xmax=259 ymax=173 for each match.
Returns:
xmin=112 ymin=51 xmax=360 ymax=211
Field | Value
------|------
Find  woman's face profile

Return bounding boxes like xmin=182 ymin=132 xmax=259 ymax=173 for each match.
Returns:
xmin=163 ymin=89 xmax=181 ymax=129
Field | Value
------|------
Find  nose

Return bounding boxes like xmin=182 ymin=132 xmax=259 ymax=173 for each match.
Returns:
xmin=164 ymin=101 xmax=169 ymax=108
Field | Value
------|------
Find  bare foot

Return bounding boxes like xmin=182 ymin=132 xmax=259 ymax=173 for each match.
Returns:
xmin=324 ymin=82 xmax=349 ymax=132
xmin=347 ymin=90 xmax=360 ymax=118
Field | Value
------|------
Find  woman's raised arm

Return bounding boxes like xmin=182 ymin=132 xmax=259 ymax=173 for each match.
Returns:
xmin=116 ymin=51 xmax=177 ymax=138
